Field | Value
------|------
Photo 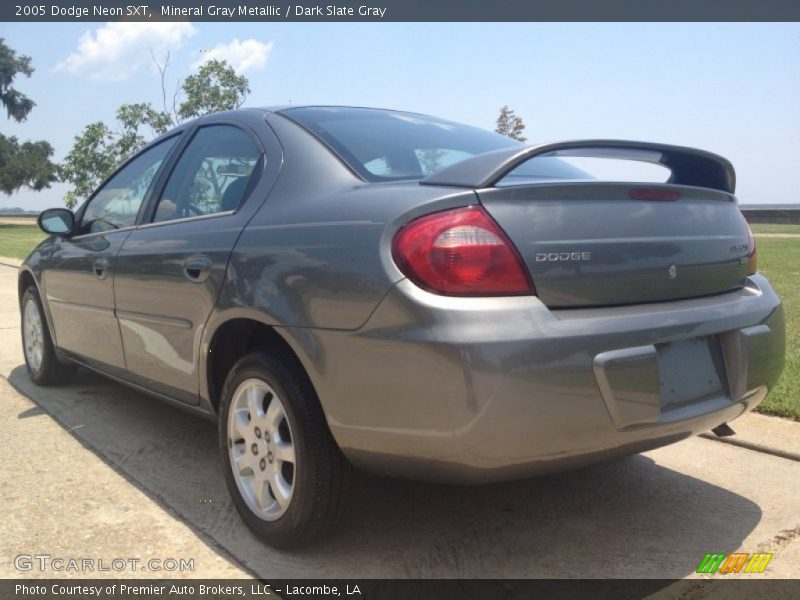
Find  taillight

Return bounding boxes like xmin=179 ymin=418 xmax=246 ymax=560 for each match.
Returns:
xmin=745 ymin=221 xmax=757 ymax=275
xmin=628 ymin=188 xmax=681 ymax=201
xmin=392 ymin=206 xmax=534 ymax=296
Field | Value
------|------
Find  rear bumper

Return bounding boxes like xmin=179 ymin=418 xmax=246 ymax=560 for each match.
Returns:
xmin=296 ymin=274 xmax=784 ymax=484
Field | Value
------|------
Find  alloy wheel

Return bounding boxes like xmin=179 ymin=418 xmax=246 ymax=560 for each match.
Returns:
xmin=227 ymin=378 xmax=297 ymax=520
xmin=23 ymin=299 xmax=44 ymax=373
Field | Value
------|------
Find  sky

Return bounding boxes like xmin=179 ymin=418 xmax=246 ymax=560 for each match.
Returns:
xmin=1 ymin=21 xmax=799 ymax=210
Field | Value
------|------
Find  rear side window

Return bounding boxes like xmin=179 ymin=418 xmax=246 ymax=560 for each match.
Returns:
xmin=153 ymin=125 xmax=261 ymax=223
xmin=282 ymin=107 xmax=521 ymax=181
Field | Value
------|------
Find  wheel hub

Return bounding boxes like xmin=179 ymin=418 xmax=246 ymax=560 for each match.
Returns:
xmin=227 ymin=378 xmax=296 ymax=521
xmin=23 ymin=299 xmax=44 ymax=373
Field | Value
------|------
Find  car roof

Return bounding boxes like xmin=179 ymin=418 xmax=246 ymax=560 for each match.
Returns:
xmin=256 ymin=105 xmax=434 ymax=118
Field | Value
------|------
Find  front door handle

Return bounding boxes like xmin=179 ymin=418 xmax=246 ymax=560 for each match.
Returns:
xmin=93 ymin=258 xmax=110 ymax=280
xmin=183 ymin=257 xmax=212 ymax=283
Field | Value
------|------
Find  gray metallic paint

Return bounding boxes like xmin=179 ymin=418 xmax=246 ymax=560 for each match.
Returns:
xmin=422 ymin=139 xmax=736 ymax=192
xmin=478 ymin=183 xmax=751 ymax=307
xmin=294 ymin=275 xmax=782 ymax=483
xmin=110 ymin=115 xmax=281 ymax=404
xmin=19 ymin=107 xmax=786 ymax=484
xmin=42 ymin=230 xmax=131 ymax=369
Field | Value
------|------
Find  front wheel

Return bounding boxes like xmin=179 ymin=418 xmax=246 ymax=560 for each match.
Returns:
xmin=21 ymin=286 xmax=75 ymax=385
xmin=218 ymin=350 xmax=352 ymax=548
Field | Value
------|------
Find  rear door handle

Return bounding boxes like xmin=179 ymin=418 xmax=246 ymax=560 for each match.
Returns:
xmin=183 ymin=257 xmax=212 ymax=283
xmin=93 ymin=258 xmax=110 ymax=280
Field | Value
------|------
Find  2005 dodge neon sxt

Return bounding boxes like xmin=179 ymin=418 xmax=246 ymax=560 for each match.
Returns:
xmin=19 ymin=107 xmax=785 ymax=547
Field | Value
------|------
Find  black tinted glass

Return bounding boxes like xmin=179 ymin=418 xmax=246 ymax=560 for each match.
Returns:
xmin=153 ymin=125 xmax=261 ymax=223
xmin=79 ymin=136 xmax=178 ymax=234
xmin=283 ymin=107 xmax=522 ymax=181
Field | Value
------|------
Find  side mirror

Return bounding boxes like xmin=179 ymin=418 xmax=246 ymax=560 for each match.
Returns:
xmin=38 ymin=208 xmax=75 ymax=236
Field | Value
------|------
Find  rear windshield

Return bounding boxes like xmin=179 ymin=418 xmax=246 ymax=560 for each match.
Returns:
xmin=282 ymin=107 xmax=529 ymax=182
xmin=499 ymin=157 xmax=593 ymax=186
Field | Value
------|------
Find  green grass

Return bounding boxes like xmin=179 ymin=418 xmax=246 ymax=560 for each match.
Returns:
xmin=754 ymin=236 xmax=800 ymax=420
xmin=0 ymin=221 xmax=797 ymax=418
xmin=0 ymin=223 xmax=45 ymax=260
xmin=750 ymin=223 xmax=800 ymax=234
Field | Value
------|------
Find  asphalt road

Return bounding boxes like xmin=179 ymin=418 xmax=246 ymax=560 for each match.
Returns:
xmin=1 ymin=263 xmax=798 ymax=584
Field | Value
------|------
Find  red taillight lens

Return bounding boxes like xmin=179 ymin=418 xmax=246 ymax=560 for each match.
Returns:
xmin=746 ymin=221 xmax=757 ymax=275
xmin=392 ymin=206 xmax=534 ymax=296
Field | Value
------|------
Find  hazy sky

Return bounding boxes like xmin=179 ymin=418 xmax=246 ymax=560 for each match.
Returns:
xmin=1 ymin=22 xmax=799 ymax=210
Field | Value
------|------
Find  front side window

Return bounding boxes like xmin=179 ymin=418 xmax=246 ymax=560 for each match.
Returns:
xmin=153 ymin=125 xmax=261 ymax=223
xmin=79 ymin=136 xmax=178 ymax=235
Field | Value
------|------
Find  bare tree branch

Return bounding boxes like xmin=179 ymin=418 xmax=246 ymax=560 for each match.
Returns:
xmin=172 ymin=82 xmax=182 ymax=125
xmin=149 ymin=48 xmax=171 ymax=115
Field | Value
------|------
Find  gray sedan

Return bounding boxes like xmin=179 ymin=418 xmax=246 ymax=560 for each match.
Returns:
xmin=19 ymin=106 xmax=785 ymax=547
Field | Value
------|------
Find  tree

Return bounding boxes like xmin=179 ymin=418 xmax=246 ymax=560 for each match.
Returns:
xmin=417 ymin=148 xmax=446 ymax=175
xmin=178 ymin=60 xmax=250 ymax=120
xmin=0 ymin=39 xmax=58 ymax=195
xmin=495 ymin=105 xmax=527 ymax=142
xmin=60 ymin=57 xmax=250 ymax=208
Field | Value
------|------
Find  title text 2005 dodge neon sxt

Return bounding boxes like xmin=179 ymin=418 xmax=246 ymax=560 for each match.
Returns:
xmin=19 ymin=107 xmax=785 ymax=546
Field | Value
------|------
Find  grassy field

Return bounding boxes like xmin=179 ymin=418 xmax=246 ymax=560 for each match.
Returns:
xmin=0 ymin=223 xmax=45 ymax=260
xmin=0 ymin=221 xmax=798 ymax=418
xmin=754 ymin=237 xmax=800 ymax=419
xmin=750 ymin=223 xmax=800 ymax=234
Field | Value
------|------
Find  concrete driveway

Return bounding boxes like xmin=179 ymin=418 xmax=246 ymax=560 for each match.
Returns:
xmin=0 ymin=263 xmax=798 ymax=581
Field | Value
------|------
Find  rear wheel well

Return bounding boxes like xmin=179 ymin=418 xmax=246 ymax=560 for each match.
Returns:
xmin=206 ymin=319 xmax=309 ymax=414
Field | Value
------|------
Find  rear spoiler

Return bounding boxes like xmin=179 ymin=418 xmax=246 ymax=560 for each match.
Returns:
xmin=420 ymin=140 xmax=736 ymax=193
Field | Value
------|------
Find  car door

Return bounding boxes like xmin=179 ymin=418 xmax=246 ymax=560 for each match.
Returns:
xmin=43 ymin=136 xmax=180 ymax=371
xmin=113 ymin=123 xmax=266 ymax=404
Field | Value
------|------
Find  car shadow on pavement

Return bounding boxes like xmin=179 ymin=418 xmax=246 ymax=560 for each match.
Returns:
xmin=8 ymin=363 xmax=763 ymax=579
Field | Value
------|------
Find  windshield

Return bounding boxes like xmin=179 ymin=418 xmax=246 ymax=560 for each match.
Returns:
xmin=280 ymin=106 xmax=524 ymax=182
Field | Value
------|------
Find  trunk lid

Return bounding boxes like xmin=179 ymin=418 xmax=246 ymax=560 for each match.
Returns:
xmin=478 ymin=183 xmax=751 ymax=307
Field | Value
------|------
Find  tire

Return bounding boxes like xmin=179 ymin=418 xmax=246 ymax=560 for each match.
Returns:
xmin=218 ymin=350 xmax=352 ymax=548
xmin=20 ymin=285 xmax=76 ymax=386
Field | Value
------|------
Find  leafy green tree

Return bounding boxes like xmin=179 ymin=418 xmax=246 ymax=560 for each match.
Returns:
xmin=178 ymin=60 xmax=250 ymax=120
xmin=495 ymin=105 xmax=527 ymax=142
xmin=60 ymin=58 xmax=250 ymax=209
xmin=59 ymin=122 xmax=119 ymax=209
xmin=0 ymin=38 xmax=58 ymax=195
